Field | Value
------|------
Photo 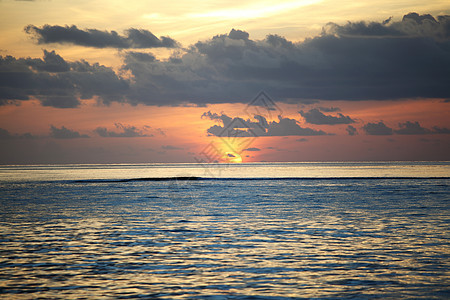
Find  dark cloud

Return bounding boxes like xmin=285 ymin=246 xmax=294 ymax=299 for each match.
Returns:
xmin=201 ymin=111 xmax=233 ymax=126
xmin=121 ymin=13 xmax=450 ymax=105
xmin=0 ymin=128 xmax=12 ymax=139
xmin=94 ymin=123 xmax=151 ymax=137
xmin=346 ymin=125 xmax=358 ymax=136
xmin=126 ymin=51 xmax=156 ymax=62
xmin=50 ymin=125 xmax=89 ymax=139
xmin=0 ymin=50 xmax=128 ymax=108
xmin=203 ymin=112 xmax=327 ymax=137
xmin=319 ymin=107 xmax=341 ymax=112
xmin=244 ymin=147 xmax=260 ymax=151
xmin=25 ymin=25 xmax=178 ymax=49
xmin=0 ymin=128 xmax=35 ymax=139
xmin=431 ymin=126 xmax=450 ymax=134
xmin=324 ymin=12 xmax=450 ymax=40
xmin=363 ymin=122 xmax=393 ymax=135
xmin=299 ymin=108 xmax=354 ymax=125
xmin=392 ymin=121 xmax=450 ymax=135
xmin=228 ymin=29 xmax=250 ymax=40
xmin=266 ymin=117 xmax=326 ymax=136
xmin=2 ymin=13 xmax=450 ymax=107
xmin=394 ymin=121 xmax=430 ymax=135
xmin=363 ymin=121 xmax=450 ymax=135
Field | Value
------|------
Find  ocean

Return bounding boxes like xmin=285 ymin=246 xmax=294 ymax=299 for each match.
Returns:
xmin=0 ymin=162 xmax=449 ymax=299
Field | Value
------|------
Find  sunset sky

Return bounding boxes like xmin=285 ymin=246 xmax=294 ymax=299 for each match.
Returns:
xmin=0 ymin=0 xmax=449 ymax=164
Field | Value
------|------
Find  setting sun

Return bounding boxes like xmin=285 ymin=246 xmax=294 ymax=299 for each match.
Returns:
xmin=224 ymin=151 xmax=243 ymax=163
xmin=0 ymin=0 xmax=449 ymax=299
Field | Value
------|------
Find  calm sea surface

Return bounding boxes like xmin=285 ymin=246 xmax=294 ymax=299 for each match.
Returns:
xmin=0 ymin=162 xmax=449 ymax=299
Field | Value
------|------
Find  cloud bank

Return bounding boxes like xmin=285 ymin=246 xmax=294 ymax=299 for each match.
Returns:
xmin=50 ymin=125 xmax=89 ymax=139
xmin=0 ymin=50 xmax=128 ymax=108
xmin=299 ymin=108 xmax=355 ymax=125
xmin=94 ymin=123 xmax=152 ymax=137
xmin=0 ymin=128 xmax=35 ymax=139
xmin=363 ymin=121 xmax=450 ymax=135
xmin=1 ymin=13 xmax=449 ymax=108
xmin=202 ymin=111 xmax=327 ymax=137
xmin=25 ymin=25 xmax=178 ymax=49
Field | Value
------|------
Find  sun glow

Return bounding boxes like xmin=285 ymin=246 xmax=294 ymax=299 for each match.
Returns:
xmin=225 ymin=152 xmax=243 ymax=163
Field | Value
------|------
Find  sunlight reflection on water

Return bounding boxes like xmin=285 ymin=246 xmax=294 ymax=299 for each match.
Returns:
xmin=0 ymin=164 xmax=449 ymax=299
xmin=0 ymin=161 xmax=449 ymax=182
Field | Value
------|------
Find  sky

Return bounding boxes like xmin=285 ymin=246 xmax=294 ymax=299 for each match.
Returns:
xmin=0 ymin=0 xmax=449 ymax=164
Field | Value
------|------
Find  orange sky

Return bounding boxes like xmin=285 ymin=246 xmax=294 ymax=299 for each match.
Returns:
xmin=0 ymin=98 xmax=448 ymax=163
xmin=0 ymin=1 xmax=449 ymax=163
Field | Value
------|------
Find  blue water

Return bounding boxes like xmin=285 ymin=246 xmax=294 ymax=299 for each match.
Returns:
xmin=0 ymin=162 xmax=449 ymax=299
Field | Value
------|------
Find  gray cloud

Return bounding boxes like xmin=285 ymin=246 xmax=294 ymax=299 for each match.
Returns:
xmin=244 ymin=147 xmax=260 ymax=151
xmin=94 ymin=123 xmax=151 ymax=137
xmin=203 ymin=112 xmax=327 ymax=137
xmin=432 ymin=126 xmax=450 ymax=134
xmin=0 ymin=128 xmax=35 ymax=139
xmin=346 ymin=125 xmax=358 ymax=136
xmin=319 ymin=107 xmax=341 ymax=112
xmin=392 ymin=121 xmax=450 ymax=135
xmin=266 ymin=117 xmax=327 ymax=136
xmin=25 ymin=25 xmax=178 ymax=49
xmin=394 ymin=121 xmax=430 ymax=135
xmin=0 ymin=50 xmax=128 ymax=108
xmin=50 ymin=125 xmax=89 ymax=139
xmin=323 ymin=12 xmax=450 ymax=40
xmin=299 ymin=108 xmax=354 ymax=125
xmin=1 ymin=13 xmax=449 ymax=108
xmin=363 ymin=121 xmax=450 ymax=135
xmin=122 ymin=13 xmax=450 ymax=105
xmin=363 ymin=122 xmax=393 ymax=135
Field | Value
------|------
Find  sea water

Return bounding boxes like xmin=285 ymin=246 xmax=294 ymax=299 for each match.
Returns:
xmin=0 ymin=162 xmax=449 ymax=299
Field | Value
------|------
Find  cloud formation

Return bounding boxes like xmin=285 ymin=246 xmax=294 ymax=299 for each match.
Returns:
xmin=121 ymin=13 xmax=450 ymax=105
xmin=432 ymin=126 xmax=450 ymax=134
xmin=0 ymin=50 xmax=128 ymax=108
xmin=25 ymin=25 xmax=178 ymax=48
xmin=0 ymin=128 xmax=34 ymax=139
xmin=1 ymin=13 xmax=449 ymax=108
xmin=363 ymin=120 xmax=450 ymax=135
xmin=394 ymin=121 xmax=430 ymax=135
xmin=319 ymin=107 xmax=341 ymax=112
xmin=202 ymin=112 xmax=327 ymax=137
xmin=323 ymin=12 xmax=450 ymax=41
xmin=362 ymin=122 xmax=394 ymax=135
xmin=346 ymin=125 xmax=358 ymax=136
xmin=299 ymin=108 xmax=355 ymax=125
xmin=50 ymin=125 xmax=89 ymax=139
xmin=94 ymin=123 xmax=152 ymax=137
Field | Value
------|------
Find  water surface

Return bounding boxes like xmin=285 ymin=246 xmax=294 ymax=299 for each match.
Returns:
xmin=0 ymin=162 xmax=449 ymax=299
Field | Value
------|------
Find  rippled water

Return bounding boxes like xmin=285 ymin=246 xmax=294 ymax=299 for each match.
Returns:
xmin=0 ymin=163 xmax=449 ymax=299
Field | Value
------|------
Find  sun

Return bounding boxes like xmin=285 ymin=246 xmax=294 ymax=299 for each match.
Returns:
xmin=224 ymin=152 xmax=242 ymax=163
